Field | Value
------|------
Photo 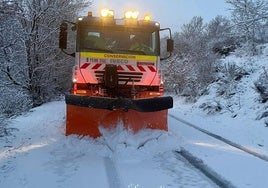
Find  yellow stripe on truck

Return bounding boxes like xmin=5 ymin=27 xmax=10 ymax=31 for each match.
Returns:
xmin=80 ymin=52 xmax=157 ymax=61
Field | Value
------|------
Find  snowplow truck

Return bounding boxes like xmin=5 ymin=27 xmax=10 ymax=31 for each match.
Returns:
xmin=59 ymin=10 xmax=174 ymax=138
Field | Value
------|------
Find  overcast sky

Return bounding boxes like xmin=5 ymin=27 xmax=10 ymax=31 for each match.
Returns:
xmin=88 ymin=0 xmax=231 ymax=32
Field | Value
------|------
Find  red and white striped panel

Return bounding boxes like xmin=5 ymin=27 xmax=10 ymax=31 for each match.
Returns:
xmin=80 ymin=63 xmax=156 ymax=72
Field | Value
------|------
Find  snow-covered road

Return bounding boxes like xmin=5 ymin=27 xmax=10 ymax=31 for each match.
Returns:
xmin=1 ymin=100 xmax=268 ymax=187
xmin=0 ymin=101 xmax=216 ymax=188
xmin=169 ymin=110 xmax=268 ymax=187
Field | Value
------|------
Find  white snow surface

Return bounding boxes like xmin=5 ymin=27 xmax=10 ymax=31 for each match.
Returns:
xmin=0 ymin=102 xmax=214 ymax=188
xmin=1 ymin=44 xmax=268 ymax=188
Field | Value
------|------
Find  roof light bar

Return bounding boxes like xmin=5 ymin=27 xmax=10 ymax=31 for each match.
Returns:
xmin=100 ymin=9 xmax=114 ymax=18
xmin=144 ymin=14 xmax=151 ymax=22
xmin=124 ymin=11 xmax=139 ymax=19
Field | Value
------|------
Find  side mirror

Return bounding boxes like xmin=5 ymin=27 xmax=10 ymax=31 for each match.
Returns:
xmin=167 ymin=39 xmax=174 ymax=53
xmin=160 ymin=28 xmax=173 ymax=60
xmin=59 ymin=22 xmax=68 ymax=49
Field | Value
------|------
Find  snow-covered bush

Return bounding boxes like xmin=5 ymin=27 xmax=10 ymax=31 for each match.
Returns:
xmin=199 ymin=101 xmax=223 ymax=114
xmin=0 ymin=116 xmax=6 ymax=137
xmin=254 ymin=67 xmax=268 ymax=103
xmin=0 ymin=115 xmax=18 ymax=138
xmin=0 ymin=87 xmax=32 ymax=117
xmin=216 ymin=62 xmax=249 ymax=98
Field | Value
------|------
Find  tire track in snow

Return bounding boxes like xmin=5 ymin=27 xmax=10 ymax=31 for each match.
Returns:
xmin=174 ymin=149 xmax=235 ymax=188
xmin=169 ymin=114 xmax=268 ymax=162
xmin=104 ymin=157 xmax=121 ymax=188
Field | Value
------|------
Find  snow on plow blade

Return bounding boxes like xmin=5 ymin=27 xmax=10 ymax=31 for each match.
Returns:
xmin=65 ymin=94 xmax=173 ymax=138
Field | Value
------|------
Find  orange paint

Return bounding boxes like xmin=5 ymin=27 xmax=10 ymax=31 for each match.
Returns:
xmin=66 ymin=104 xmax=168 ymax=138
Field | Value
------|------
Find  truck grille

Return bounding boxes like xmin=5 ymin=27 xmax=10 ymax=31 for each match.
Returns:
xmin=95 ymin=71 xmax=143 ymax=84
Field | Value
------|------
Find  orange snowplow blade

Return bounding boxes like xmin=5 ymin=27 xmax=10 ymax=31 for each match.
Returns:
xmin=66 ymin=104 xmax=168 ymax=138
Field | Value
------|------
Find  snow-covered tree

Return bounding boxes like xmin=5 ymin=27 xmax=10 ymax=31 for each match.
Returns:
xmin=226 ymin=0 xmax=268 ymax=54
xmin=164 ymin=17 xmax=217 ymax=100
xmin=0 ymin=1 xmax=31 ymax=114
xmin=0 ymin=0 xmax=90 ymax=116
xmin=206 ymin=16 xmax=236 ymax=55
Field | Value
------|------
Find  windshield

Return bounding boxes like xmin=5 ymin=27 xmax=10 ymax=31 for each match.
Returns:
xmin=77 ymin=27 xmax=159 ymax=56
